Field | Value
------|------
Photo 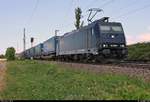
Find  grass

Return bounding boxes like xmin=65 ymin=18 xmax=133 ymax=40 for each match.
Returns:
xmin=127 ymin=42 xmax=150 ymax=61
xmin=0 ymin=60 xmax=150 ymax=100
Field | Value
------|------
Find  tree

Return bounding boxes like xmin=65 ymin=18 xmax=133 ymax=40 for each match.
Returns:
xmin=0 ymin=54 xmax=5 ymax=58
xmin=75 ymin=7 xmax=84 ymax=30
xmin=5 ymin=47 xmax=16 ymax=61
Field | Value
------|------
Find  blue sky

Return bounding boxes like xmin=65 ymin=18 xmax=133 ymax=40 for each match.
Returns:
xmin=0 ymin=0 xmax=150 ymax=54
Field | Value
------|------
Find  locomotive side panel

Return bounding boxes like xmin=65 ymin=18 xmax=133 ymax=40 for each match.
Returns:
xmin=58 ymin=25 xmax=98 ymax=56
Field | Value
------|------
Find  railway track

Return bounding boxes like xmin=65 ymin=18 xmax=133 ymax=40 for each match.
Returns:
xmin=113 ymin=61 xmax=150 ymax=70
xmin=111 ymin=63 xmax=150 ymax=70
xmin=55 ymin=60 xmax=150 ymax=70
xmin=39 ymin=60 xmax=150 ymax=82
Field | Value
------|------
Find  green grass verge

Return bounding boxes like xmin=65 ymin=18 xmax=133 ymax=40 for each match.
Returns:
xmin=0 ymin=60 xmax=150 ymax=100
xmin=128 ymin=42 xmax=150 ymax=61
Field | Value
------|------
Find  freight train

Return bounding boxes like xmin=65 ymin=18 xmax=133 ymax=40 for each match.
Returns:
xmin=21 ymin=17 xmax=128 ymax=62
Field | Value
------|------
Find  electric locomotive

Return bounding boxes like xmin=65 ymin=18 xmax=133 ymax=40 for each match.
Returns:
xmin=57 ymin=17 xmax=127 ymax=62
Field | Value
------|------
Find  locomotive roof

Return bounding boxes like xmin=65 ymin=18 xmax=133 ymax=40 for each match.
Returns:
xmin=62 ymin=17 xmax=121 ymax=37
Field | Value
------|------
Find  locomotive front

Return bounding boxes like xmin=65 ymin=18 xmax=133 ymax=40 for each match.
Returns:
xmin=98 ymin=17 xmax=127 ymax=59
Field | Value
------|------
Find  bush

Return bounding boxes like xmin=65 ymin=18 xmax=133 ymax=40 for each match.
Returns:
xmin=0 ymin=54 xmax=5 ymax=58
xmin=5 ymin=47 xmax=16 ymax=61
xmin=127 ymin=42 xmax=150 ymax=61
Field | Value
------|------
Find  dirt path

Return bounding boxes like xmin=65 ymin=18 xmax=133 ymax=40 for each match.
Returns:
xmin=0 ymin=59 xmax=7 ymax=92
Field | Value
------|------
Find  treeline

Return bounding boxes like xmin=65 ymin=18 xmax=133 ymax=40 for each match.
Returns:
xmin=127 ymin=42 xmax=150 ymax=61
xmin=0 ymin=47 xmax=16 ymax=60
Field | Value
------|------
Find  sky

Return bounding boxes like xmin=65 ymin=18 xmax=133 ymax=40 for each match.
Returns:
xmin=0 ymin=0 xmax=150 ymax=54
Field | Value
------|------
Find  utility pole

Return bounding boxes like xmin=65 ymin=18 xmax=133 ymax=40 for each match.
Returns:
xmin=55 ymin=30 xmax=59 ymax=36
xmin=17 ymin=42 xmax=19 ymax=53
xmin=23 ymin=28 xmax=26 ymax=52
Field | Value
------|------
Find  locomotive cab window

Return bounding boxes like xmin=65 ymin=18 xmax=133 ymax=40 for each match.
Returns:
xmin=100 ymin=25 xmax=123 ymax=33
xmin=112 ymin=26 xmax=123 ymax=32
xmin=100 ymin=26 xmax=111 ymax=31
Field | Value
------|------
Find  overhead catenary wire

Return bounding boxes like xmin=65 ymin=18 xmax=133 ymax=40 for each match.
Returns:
xmin=109 ymin=0 xmax=141 ymax=19
xmin=61 ymin=0 xmax=99 ymax=33
xmin=60 ymin=0 xmax=79 ymax=34
xmin=98 ymin=0 xmax=115 ymax=8
xmin=81 ymin=0 xmax=100 ymax=20
xmin=26 ymin=0 xmax=40 ymax=27
xmin=60 ymin=0 xmax=75 ymax=33
xmin=83 ymin=0 xmax=100 ymax=11
xmin=82 ymin=0 xmax=115 ymax=23
xmin=64 ymin=0 xmax=115 ymax=28
xmin=113 ymin=3 xmax=150 ymax=20
xmin=64 ymin=0 xmax=74 ymax=22
xmin=117 ymin=0 xmax=140 ymax=11
xmin=23 ymin=0 xmax=40 ymax=51
xmin=113 ymin=0 xmax=149 ymax=17
xmin=83 ymin=0 xmax=114 ymax=14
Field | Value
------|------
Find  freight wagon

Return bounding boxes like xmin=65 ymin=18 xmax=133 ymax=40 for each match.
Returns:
xmin=42 ymin=36 xmax=59 ymax=59
xmin=34 ymin=43 xmax=43 ymax=59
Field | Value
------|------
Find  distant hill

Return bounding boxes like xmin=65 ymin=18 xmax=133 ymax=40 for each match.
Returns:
xmin=127 ymin=42 xmax=150 ymax=61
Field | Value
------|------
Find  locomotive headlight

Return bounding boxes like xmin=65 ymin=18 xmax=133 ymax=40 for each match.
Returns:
xmin=120 ymin=44 xmax=125 ymax=47
xmin=103 ymin=44 xmax=108 ymax=47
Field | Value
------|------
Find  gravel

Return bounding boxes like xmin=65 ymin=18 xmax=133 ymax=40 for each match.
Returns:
xmin=53 ymin=61 xmax=150 ymax=82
